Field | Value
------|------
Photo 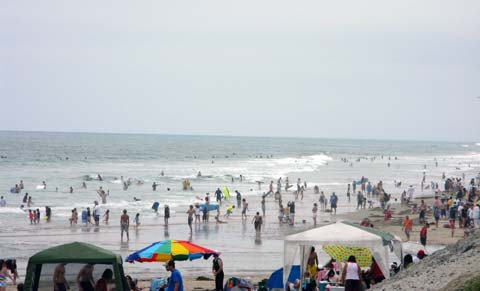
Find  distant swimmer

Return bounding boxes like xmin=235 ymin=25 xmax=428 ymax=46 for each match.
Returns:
xmin=197 ymin=171 xmax=202 ymax=178
xmin=133 ymin=197 xmax=141 ymax=202
xmin=82 ymin=182 xmax=87 ymax=189
xmin=69 ymin=186 xmax=73 ymax=194
xmin=97 ymin=174 xmax=103 ymax=181
xmin=42 ymin=181 xmax=47 ymax=190
xmin=152 ymin=182 xmax=158 ymax=191
xmin=160 ymin=171 xmax=165 ymax=177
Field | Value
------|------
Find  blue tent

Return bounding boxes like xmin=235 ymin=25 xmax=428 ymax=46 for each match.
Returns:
xmin=267 ymin=265 xmax=300 ymax=290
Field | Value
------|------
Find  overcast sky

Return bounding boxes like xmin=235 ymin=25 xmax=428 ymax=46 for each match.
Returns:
xmin=1 ymin=1 xmax=479 ymax=141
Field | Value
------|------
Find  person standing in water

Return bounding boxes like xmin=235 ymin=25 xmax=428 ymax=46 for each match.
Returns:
xmin=261 ymin=196 xmax=266 ymax=217
xmin=252 ymin=212 xmax=262 ymax=239
xmin=164 ymin=205 xmax=170 ymax=226
xmin=241 ymin=199 xmax=248 ymax=220
xmin=120 ymin=209 xmax=130 ymax=241
xmin=235 ymin=191 xmax=242 ymax=208
xmin=97 ymin=187 xmax=107 ymax=204
xmin=312 ymin=203 xmax=318 ymax=226
xmin=186 ymin=205 xmax=195 ymax=233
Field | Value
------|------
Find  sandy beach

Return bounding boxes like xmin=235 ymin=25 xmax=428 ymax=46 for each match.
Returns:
xmin=4 ymin=188 xmax=467 ymax=291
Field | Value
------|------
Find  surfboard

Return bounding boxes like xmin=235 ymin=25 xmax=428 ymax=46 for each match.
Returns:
xmin=223 ymin=187 xmax=231 ymax=199
xmin=36 ymin=185 xmax=46 ymax=190
xmin=200 ymin=203 xmax=219 ymax=211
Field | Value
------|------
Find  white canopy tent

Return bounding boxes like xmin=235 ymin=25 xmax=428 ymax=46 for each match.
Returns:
xmin=283 ymin=221 xmax=402 ymax=287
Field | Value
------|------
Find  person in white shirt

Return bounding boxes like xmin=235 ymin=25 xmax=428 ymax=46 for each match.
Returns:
xmin=473 ymin=204 xmax=480 ymax=229
xmin=341 ymin=255 xmax=362 ymax=291
xmin=93 ymin=201 xmax=101 ymax=226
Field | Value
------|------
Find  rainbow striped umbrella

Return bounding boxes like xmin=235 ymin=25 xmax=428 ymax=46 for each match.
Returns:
xmin=126 ymin=240 xmax=219 ymax=263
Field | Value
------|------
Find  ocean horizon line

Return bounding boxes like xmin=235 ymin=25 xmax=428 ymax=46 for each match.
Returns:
xmin=0 ymin=129 xmax=475 ymax=144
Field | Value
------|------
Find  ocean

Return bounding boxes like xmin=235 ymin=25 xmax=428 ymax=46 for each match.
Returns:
xmin=0 ymin=131 xmax=479 ymax=278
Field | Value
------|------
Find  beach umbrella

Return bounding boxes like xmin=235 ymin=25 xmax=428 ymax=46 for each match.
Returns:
xmin=322 ymin=245 xmax=372 ymax=267
xmin=126 ymin=240 xmax=219 ymax=263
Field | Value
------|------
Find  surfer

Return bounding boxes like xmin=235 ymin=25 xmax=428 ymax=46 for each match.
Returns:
xmin=42 ymin=181 xmax=47 ymax=190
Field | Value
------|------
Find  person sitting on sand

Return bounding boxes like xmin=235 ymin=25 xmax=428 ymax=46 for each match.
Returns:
xmin=77 ymin=264 xmax=95 ymax=291
xmin=0 ymin=260 xmax=16 ymax=291
xmin=286 ymin=279 xmax=301 ymax=291
xmin=94 ymin=269 xmax=113 ymax=291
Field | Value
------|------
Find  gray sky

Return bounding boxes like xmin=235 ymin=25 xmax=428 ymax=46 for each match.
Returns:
xmin=1 ymin=1 xmax=479 ymax=141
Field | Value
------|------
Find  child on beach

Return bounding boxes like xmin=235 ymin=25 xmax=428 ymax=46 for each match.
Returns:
xmin=0 ymin=260 xmax=16 ymax=290
xmin=103 ymin=210 xmax=109 ymax=224
xmin=402 ymin=216 xmax=412 ymax=241
xmin=134 ymin=213 xmax=140 ymax=228
xmin=28 ymin=210 xmax=34 ymax=224
xmin=420 ymin=222 xmax=428 ymax=248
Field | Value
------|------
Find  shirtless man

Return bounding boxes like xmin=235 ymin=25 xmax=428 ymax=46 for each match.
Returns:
xmin=97 ymin=187 xmax=107 ymax=204
xmin=120 ymin=209 xmax=130 ymax=240
xmin=186 ymin=205 xmax=195 ymax=233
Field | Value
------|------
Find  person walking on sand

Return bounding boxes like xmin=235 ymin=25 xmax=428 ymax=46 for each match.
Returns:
xmin=120 ymin=209 xmax=130 ymax=241
xmin=241 ymin=199 xmax=248 ymax=220
xmin=212 ymin=254 xmax=224 ymax=291
xmin=187 ymin=205 xmax=194 ymax=233
xmin=420 ymin=221 xmax=428 ymax=248
xmin=402 ymin=215 xmax=413 ymax=241
xmin=312 ymin=203 xmax=318 ymax=226
xmin=330 ymin=192 xmax=338 ymax=214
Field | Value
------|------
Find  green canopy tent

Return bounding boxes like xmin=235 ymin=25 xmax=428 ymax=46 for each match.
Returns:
xmin=25 ymin=242 xmax=127 ymax=291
